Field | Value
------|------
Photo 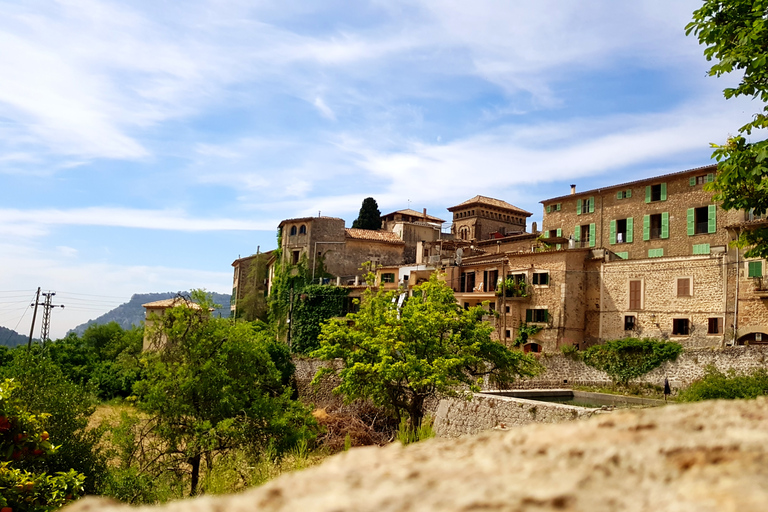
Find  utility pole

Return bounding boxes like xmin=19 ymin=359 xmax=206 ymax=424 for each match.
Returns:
xmin=27 ymin=287 xmax=41 ymax=352
xmin=39 ymin=291 xmax=64 ymax=346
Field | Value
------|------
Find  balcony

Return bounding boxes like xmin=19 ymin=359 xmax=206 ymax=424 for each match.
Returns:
xmin=752 ymin=277 xmax=768 ymax=298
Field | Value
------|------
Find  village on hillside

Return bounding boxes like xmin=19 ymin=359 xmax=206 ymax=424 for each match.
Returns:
xmin=230 ymin=163 xmax=768 ymax=353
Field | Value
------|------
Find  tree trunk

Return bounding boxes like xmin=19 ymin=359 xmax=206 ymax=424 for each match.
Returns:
xmin=409 ymin=396 xmax=425 ymax=433
xmin=189 ymin=452 xmax=201 ymax=496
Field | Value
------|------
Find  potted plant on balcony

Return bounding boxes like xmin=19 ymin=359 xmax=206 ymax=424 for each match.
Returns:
xmin=497 ymin=277 xmax=528 ymax=298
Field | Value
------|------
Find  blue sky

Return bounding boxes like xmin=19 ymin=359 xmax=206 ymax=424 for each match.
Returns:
xmin=0 ymin=0 xmax=757 ymax=339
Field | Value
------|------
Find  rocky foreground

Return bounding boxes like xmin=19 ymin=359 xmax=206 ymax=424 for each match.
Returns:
xmin=68 ymin=398 xmax=768 ymax=511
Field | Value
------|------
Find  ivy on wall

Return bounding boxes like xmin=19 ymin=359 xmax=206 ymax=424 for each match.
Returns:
xmin=291 ymin=285 xmax=350 ymax=354
xmin=581 ymin=337 xmax=683 ymax=385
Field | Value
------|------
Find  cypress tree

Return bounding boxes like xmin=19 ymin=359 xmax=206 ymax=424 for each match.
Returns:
xmin=352 ymin=197 xmax=381 ymax=230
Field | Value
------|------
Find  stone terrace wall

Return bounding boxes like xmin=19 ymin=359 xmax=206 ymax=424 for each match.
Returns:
xmin=293 ymin=357 xmax=344 ymax=410
xmin=433 ymin=393 xmax=594 ymax=437
xmin=498 ymin=346 xmax=768 ymax=390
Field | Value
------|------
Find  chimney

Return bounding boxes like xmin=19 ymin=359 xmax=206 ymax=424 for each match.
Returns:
xmin=423 ymin=208 xmax=427 ymax=221
xmin=570 ymin=184 xmax=576 ymax=195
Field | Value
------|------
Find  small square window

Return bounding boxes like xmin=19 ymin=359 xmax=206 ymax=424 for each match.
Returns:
xmin=505 ymin=306 xmax=510 ymax=313
xmin=532 ymin=272 xmax=549 ymax=285
xmin=624 ymin=316 xmax=636 ymax=331
xmin=651 ymin=184 xmax=662 ymax=202
xmin=677 ymin=278 xmax=691 ymax=297
xmin=672 ymin=319 xmax=690 ymax=336
xmin=526 ymin=309 xmax=548 ymax=323
xmin=381 ymin=273 xmax=396 ymax=283
xmin=708 ymin=318 xmax=722 ymax=335
xmin=505 ymin=329 xmax=512 ymax=338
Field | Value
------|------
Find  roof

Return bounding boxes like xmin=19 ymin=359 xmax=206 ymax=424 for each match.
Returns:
xmin=142 ymin=297 xmax=202 ymax=309
xmin=345 ymin=228 xmax=405 ymax=244
xmin=381 ymin=208 xmax=446 ymax=223
xmin=724 ymin=218 xmax=768 ymax=230
xmin=278 ymin=216 xmax=344 ymax=228
xmin=447 ymin=196 xmax=532 ymax=216
xmin=231 ymin=250 xmax=274 ymax=267
xmin=476 ymin=232 xmax=538 ymax=246
xmin=541 ymin=164 xmax=718 ymax=203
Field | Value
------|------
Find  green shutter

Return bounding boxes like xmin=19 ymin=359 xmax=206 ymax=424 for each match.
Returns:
xmin=645 ymin=186 xmax=651 ymax=203
xmin=643 ymin=215 xmax=650 ymax=241
xmin=609 ymin=220 xmax=616 ymax=245
xmin=544 ymin=230 xmax=550 ymax=238
xmin=648 ymin=248 xmax=664 ymax=258
xmin=626 ymin=189 xmax=631 ymax=198
xmin=589 ymin=223 xmax=596 ymax=247
xmin=556 ymin=203 xmax=561 ymax=211
xmin=690 ymin=176 xmax=696 ymax=186
xmin=661 ymin=212 xmax=669 ymax=239
xmin=588 ymin=197 xmax=595 ymax=213
xmin=707 ymin=173 xmax=714 ymax=183
xmin=660 ymin=183 xmax=667 ymax=201
xmin=576 ymin=199 xmax=582 ymax=215
xmin=557 ymin=228 xmax=562 ymax=237
xmin=617 ymin=191 xmax=623 ymax=200
xmin=708 ymin=204 xmax=717 ymax=233
xmin=574 ymin=226 xmax=580 ymax=242
xmin=748 ymin=261 xmax=763 ymax=278
xmin=615 ymin=252 xmax=628 ymax=260
xmin=543 ymin=310 xmax=549 ymax=322
xmin=693 ymin=243 xmax=710 ymax=255
xmin=687 ymin=208 xmax=695 ymax=236
xmin=546 ymin=205 xmax=551 ymax=213
xmin=526 ymin=309 xmax=533 ymax=322
xmin=626 ymin=217 xmax=633 ymax=243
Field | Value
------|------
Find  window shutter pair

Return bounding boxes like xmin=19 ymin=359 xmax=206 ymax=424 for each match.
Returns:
xmin=748 ymin=261 xmax=763 ymax=278
xmin=609 ymin=218 xmax=634 ymax=245
xmin=645 ymin=183 xmax=667 ymax=202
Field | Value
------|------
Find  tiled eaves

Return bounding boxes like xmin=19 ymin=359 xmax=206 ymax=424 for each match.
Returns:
xmin=541 ymin=164 xmax=718 ymax=204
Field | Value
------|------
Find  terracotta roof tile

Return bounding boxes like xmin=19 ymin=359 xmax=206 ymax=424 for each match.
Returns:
xmin=381 ymin=209 xmax=446 ymax=223
xmin=448 ymin=196 xmax=532 ymax=216
xmin=345 ymin=228 xmax=405 ymax=244
xmin=142 ymin=298 xmax=202 ymax=309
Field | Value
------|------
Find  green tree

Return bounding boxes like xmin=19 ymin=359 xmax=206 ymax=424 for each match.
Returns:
xmin=312 ymin=273 xmax=541 ymax=427
xmin=0 ymin=379 xmax=86 ymax=512
xmin=133 ymin=291 xmax=316 ymax=497
xmin=687 ymin=1 xmax=768 ymax=257
xmin=351 ymin=197 xmax=381 ymax=230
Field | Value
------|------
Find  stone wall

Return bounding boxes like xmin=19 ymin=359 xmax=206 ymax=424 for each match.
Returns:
xmin=501 ymin=345 xmax=768 ymax=390
xmin=433 ymin=393 xmax=594 ymax=437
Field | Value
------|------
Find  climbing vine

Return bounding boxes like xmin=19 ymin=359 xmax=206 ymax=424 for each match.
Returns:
xmin=581 ymin=337 xmax=683 ymax=385
xmin=291 ymin=285 xmax=350 ymax=354
xmin=513 ymin=322 xmax=542 ymax=347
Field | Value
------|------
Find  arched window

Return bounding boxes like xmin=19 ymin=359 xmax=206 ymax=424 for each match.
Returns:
xmin=290 ymin=226 xmax=297 ymax=235
xmin=299 ymin=225 xmax=306 ymax=234
xmin=459 ymin=227 xmax=469 ymax=240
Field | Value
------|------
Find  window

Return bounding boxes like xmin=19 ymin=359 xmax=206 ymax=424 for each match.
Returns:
xmin=687 ymin=205 xmax=716 ymax=235
xmin=299 ymin=225 xmax=306 ymax=234
xmin=381 ymin=273 xmax=396 ymax=283
xmin=526 ymin=309 xmax=549 ymax=323
xmin=576 ymin=197 xmax=595 ymax=215
xmin=624 ymin=315 xmax=636 ymax=331
xmin=746 ymin=208 xmax=765 ymax=222
xmin=289 ymin=226 xmax=297 ymax=235
xmin=748 ymin=261 xmax=763 ymax=278
xmin=460 ymin=272 xmax=476 ymax=292
xmin=291 ymin=250 xmax=300 ymax=265
xmin=672 ymin=318 xmax=690 ymax=336
xmin=610 ymin=218 xmax=633 ymax=244
xmin=505 ymin=306 xmax=510 ymax=313
xmin=617 ymin=189 xmax=632 ymax=199
xmin=532 ymin=272 xmax=549 ymax=285
xmin=509 ymin=273 xmax=526 ymax=284
xmin=629 ymin=280 xmax=642 ymax=310
xmin=506 ymin=329 xmax=512 ymax=338
xmin=646 ymin=183 xmax=667 ymax=203
xmin=690 ymin=173 xmax=714 ymax=186
xmin=708 ymin=318 xmax=722 ymax=335
xmin=643 ymin=212 xmax=668 ymax=240
xmin=484 ymin=269 xmax=499 ymax=292
xmin=677 ymin=277 xmax=691 ymax=297
xmin=575 ymin=223 xmax=595 ymax=247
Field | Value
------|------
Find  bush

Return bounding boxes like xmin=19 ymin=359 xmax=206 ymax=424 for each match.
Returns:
xmin=582 ymin=338 xmax=683 ymax=385
xmin=678 ymin=366 xmax=768 ymax=401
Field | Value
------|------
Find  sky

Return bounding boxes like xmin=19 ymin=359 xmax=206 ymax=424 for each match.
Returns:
xmin=0 ymin=0 xmax=758 ymax=340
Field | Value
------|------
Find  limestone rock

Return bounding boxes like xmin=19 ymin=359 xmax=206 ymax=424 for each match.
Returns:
xmin=67 ymin=398 xmax=768 ymax=511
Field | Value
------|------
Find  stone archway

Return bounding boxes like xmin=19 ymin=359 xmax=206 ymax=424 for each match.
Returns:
xmin=737 ymin=325 xmax=768 ymax=345
xmin=522 ymin=342 xmax=541 ymax=353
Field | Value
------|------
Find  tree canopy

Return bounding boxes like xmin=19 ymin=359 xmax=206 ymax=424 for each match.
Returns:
xmin=134 ymin=291 xmax=316 ymax=496
xmin=687 ymin=0 xmax=768 ymax=257
xmin=351 ymin=197 xmax=381 ymax=230
xmin=312 ymin=273 xmax=541 ymax=426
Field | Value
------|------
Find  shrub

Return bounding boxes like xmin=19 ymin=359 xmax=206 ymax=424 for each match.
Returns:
xmin=581 ymin=337 xmax=683 ymax=385
xmin=678 ymin=366 xmax=768 ymax=401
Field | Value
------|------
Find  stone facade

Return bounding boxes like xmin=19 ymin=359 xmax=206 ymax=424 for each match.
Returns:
xmin=448 ymin=195 xmax=531 ymax=241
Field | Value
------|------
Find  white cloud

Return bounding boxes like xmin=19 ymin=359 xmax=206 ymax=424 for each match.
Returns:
xmin=0 ymin=207 xmax=276 ymax=232
xmin=313 ymin=97 xmax=336 ymax=120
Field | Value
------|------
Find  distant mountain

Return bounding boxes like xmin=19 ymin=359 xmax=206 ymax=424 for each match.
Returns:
xmin=69 ymin=291 xmax=232 ymax=337
xmin=0 ymin=326 xmax=28 ymax=348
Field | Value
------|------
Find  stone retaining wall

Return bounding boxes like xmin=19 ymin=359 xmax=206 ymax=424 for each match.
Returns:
xmin=500 ymin=345 xmax=768 ymax=390
xmin=433 ymin=393 xmax=595 ymax=438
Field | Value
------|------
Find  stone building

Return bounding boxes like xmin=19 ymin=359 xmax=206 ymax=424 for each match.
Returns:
xmin=380 ymin=208 xmax=447 ymax=263
xmin=230 ymin=251 xmax=272 ymax=319
xmin=142 ymin=297 xmax=203 ymax=350
xmin=448 ymin=196 xmax=531 ymax=241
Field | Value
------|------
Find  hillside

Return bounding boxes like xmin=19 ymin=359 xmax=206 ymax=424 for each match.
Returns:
xmin=69 ymin=291 xmax=231 ymax=336
xmin=0 ymin=326 xmax=28 ymax=348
